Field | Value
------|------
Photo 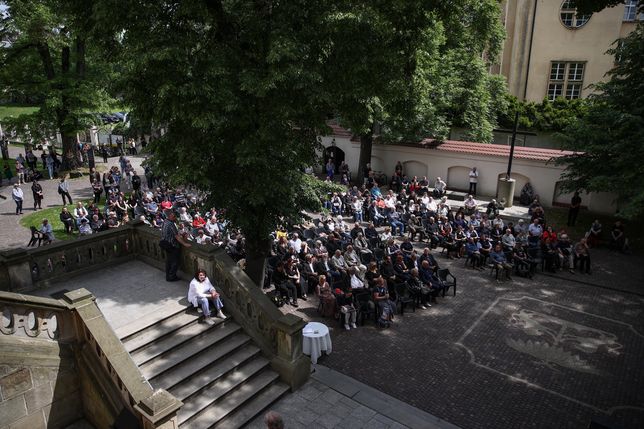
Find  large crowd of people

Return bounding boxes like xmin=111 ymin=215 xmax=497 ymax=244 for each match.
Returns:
xmin=4 ymin=142 xmax=633 ymax=328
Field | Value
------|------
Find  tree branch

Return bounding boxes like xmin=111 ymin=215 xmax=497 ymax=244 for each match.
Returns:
xmin=75 ymin=37 xmax=86 ymax=78
xmin=36 ymin=43 xmax=56 ymax=80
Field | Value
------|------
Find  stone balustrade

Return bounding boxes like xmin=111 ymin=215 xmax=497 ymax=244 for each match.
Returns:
xmin=0 ymin=288 xmax=182 ymax=429
xmin=1 ymin=220 xmax=310 ymax=391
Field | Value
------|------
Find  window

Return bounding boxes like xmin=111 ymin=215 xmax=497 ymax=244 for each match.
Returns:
xmin=547 ymin=62 xmax=585 ymax=101
xmin=550 ymin=62 xmax=566 ymax=80
xmin=624 ymin=0 xmax=643 ymax=21
xmin=548 ymin=84 xmax=564 ymax=101
xmin=560 ymin=1 xmax=591 ymax=29
xmin=568 ymin=63 xmax=584 ymax=81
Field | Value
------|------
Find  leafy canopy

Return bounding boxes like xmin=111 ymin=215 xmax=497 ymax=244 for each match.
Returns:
xmin=103 ymin=0 xmax=336 ymax=246
xmin=326 ymin=0 xmax=506 ymax=144
xmin=0 ymin=0 xmax=116 ymax=166
xmin=557 ymin=23 xmax=644 ymax=218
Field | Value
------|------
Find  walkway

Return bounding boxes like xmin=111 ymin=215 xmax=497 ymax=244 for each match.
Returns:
xmin=0 ymin=145 xmax=145 ymax=250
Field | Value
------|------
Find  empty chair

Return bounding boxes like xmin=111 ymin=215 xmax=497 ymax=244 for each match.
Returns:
xmin=356 ymin=291 xmax=376 ymax=325
xmin=27 ymin=226 xmax=43 ymax=247
xmin=395 ymin=282 xmax=416 ymax=315
xmin=437 ymin=268 xmax=457 ymax=297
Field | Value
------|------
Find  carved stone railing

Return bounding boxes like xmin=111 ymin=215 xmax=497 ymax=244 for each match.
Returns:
xmin=0 ymin=289 xmax=182 ymax=429
xmin=129 ymin=222 xmax=310 ymax=390
xmin=0 ymin=221 xmax=310 ymax=391
xmin=0 ymin=290 xmax=74 ymax=343
xmin=0 ymin=227 xmax=134 ymax=293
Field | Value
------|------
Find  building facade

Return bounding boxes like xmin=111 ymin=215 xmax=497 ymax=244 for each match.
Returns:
xmin=496 ymin=0 xmax=642 ymax=102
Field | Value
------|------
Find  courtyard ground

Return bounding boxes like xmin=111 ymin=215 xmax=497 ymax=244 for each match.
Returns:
xmin=2 ymin=144 xmax=643 ymax=428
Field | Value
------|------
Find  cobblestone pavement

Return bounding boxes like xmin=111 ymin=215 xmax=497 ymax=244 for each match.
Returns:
xmin=4 ymin=146 xmax=644 ymax=428
xmin=281 ymin=246 xmax=644 ymax=429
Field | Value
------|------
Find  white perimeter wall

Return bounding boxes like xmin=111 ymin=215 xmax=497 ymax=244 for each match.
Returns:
xmin=320 ymin=135 xmax=617 ymax=215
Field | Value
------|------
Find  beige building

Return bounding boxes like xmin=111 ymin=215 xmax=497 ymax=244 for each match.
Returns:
xmin=496 ymin=0 xmax=642 ymax=102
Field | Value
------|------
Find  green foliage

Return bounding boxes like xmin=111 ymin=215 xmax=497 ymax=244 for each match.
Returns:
xmin=556 ymin=23 xmax=644 ymax=219
xmin=328 ymin=0 xmax=507 ymax=145
xmin=104 ymin=0 xmax=335 ymax=250
xmin=0 ymin=0 xmax=116 ymax=165
xmin=497 ymin=95 xmax=589 ymax=132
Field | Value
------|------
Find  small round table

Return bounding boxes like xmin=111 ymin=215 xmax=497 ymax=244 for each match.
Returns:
xmin=302 ymin=322 xmax=332 ymax=364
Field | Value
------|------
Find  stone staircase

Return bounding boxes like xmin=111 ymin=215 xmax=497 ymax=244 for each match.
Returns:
xmin=115 ymin=301 xmax=289 ymax=429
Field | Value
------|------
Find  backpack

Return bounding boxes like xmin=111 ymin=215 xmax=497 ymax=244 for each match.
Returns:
xmin=268 ymin=290 xmax=285 ymax=307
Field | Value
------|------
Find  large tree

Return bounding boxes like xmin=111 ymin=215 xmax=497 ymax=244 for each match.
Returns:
xmin=0 ymin=0 xmax=112 ymax=169
xmin=557 ymin=23 xmax=644 ymax=218
xmin=96 ymin=0 xmax=506 ymax=285
xmin=324 ymin=0 xmax=506 ymax=180
xmin=97 ymin=0 xmax=339 ymax=285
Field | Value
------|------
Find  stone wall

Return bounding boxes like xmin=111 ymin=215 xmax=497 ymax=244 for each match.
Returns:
xmin=0 ymin=290 xmax=181 ymax=429
xmin=0 ymin=340 xmax=82 ymax=429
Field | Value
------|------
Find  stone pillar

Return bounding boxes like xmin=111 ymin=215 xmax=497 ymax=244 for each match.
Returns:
xmin=135 ymin=389 xmax=183 ymax=429
xmin=270 ymin=314 xmax=310 ymax=391
xmin=497 ymin=177 xmax=516 ymax=208
xmin=0 ymin=249 xmax=34 ymax=292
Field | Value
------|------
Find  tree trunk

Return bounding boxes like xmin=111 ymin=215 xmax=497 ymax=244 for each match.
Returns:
xmin=244 ymin=237 xmax=272 ymax=288
xmin=356 ymin=127 xmax=374 ymax=182
xmin=60 ymin=132 xmax=80 ymax=171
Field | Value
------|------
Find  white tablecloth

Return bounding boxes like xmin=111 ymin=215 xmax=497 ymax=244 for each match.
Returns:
xmin=302 ymin=322 xmax=332 ymax=364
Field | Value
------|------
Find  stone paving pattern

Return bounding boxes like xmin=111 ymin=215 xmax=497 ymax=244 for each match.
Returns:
xmin=281 ymin=250 xmax=644 ymax=429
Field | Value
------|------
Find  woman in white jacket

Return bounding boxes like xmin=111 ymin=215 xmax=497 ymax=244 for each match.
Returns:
xmin=188 ymin=269 xmax=226 ymax=325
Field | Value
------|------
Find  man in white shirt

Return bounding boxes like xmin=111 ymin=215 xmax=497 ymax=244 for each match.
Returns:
xmin=434 ymin=177 xmax=446 ymax=198
xmin=463 ymin=195 xmax=478 ymax=216
xmin=205 ymin=217 xmax=220 ymax=237
xmin=288 ymin=233 xmax=303 ymax=254
xmin=468 ymin=167 xmax=479 ymax=195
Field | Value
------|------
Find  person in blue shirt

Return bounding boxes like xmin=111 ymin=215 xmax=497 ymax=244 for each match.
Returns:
xmin=464 ymin=238 xmax=484 ymax=270
xmin=490 ymin=243 xmax=513 ymax=280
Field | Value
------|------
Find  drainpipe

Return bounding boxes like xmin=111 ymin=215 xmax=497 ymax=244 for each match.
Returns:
xmin=523 ymin=0 xmax=538 ymax=100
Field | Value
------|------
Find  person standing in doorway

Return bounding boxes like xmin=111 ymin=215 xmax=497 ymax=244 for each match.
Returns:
xmin=161 ymin=209 xmax=192 ymax=282
xmin=468 ymin=167 xmax=479 ymax=195
xmin=568 ymin=191 xmax=582 ymax=227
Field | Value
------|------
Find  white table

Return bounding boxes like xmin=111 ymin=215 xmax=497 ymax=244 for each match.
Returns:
xmin=302 ymin=322 xmax=332 ymax=364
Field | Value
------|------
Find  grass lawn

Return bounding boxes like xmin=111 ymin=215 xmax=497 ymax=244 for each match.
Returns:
xmin=19 ymin=206 xmax=77 ymax=241
xmin=19 ymin=197 xmax=103 ymax=241
xmin=0 ymin=105 xmax=39 ymax=120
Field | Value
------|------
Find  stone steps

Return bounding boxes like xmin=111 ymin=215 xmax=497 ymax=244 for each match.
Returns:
xmin=136 ymin=322 xmax=240 ymax=378
xmin=118 ymin=302 xmax=288 ymax=429
xmin=180 ymin=371 xmax=289 ymax=429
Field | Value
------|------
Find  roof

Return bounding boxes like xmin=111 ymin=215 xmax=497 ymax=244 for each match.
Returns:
xmin=326 ymin=122 xmax=353 ymax=139
xmin=329 ymin=124 xmax=575 ymax=162
xmin=427 ymin=139 xmax=576 ymax=162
